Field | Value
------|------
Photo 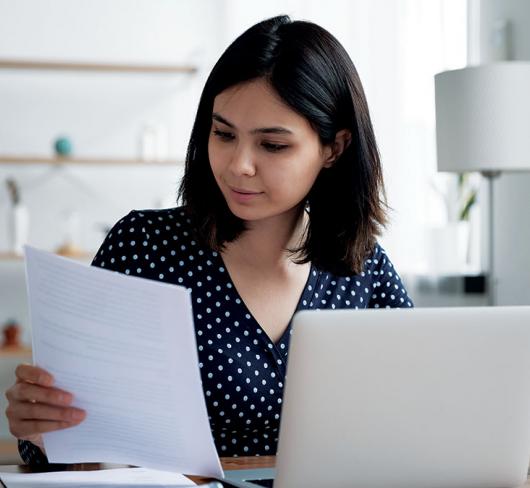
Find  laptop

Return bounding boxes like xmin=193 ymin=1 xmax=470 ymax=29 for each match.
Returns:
xmin=222 ymin=306 xmax=530 ymax=488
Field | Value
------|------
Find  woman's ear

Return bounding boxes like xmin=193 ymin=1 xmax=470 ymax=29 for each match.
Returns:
xmin=323 ymin=129 xmax=352 ymax=168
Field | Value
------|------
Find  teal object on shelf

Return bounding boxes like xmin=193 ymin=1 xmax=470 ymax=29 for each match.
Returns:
xmin=54 ymin=137 xmax=73 ymax=156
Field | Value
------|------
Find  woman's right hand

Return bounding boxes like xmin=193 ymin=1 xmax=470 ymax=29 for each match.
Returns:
xmin=4 ymin=364 xmax=86 ymax=454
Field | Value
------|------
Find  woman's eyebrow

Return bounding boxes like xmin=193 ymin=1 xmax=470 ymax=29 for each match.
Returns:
xmin=212 ymin=113 xmax=293 ymax=135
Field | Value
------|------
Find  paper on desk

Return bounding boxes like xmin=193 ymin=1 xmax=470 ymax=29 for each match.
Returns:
xmin=23 ymin=246 xmax=223 ymax=478
xmin=0 ymin=467 xmax=196 ymax=487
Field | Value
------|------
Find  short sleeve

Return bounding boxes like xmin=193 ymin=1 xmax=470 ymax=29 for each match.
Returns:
xmin=368 ymin=245 xmax=413 ymax=308
xmin=91 ymin=210 xmax=145 ymax=275
xmin=18 ymin=439 xmax=48 ymax=465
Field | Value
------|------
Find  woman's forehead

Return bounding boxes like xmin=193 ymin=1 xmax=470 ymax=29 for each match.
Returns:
xmin=212 ymin=79 xmax=312 ymax=133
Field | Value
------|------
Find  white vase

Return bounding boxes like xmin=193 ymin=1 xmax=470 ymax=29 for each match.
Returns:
xmin=426 ymin=221 xmax=471 ymax=274
xmin=139 ymin=123 xmax=169 ymax=162
xmin=139 ymin=124 xmax=157 ymax=161
xmin=7 ymin=204 xmax=29 ymax=256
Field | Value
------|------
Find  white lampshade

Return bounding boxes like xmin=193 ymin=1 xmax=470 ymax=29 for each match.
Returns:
xmin=435 ymin=62 xmax=530 ymax=173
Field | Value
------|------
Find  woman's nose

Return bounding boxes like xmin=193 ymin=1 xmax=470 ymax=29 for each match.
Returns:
xmin=228 ymin=142 xmax=257 ymax=177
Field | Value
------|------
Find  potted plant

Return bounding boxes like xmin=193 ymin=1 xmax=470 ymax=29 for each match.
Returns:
xmin=427 ymin=172 xmax=479 ymax=273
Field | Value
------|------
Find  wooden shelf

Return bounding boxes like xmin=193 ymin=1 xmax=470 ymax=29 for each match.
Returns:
xmin=0 ymin=156 xmax=183 ymax=166
xmin=0 ymin=346 xmax=32 ymax=357
xmin=0 ymin=58 xmax=198 ymax=74
xmin=0 ymin=252 xmax=93 ymax=262
xmin=0 ymin=252 xmax=23 ymax=261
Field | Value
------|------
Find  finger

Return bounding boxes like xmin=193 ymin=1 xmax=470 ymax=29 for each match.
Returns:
xmin=9 ymin=383 xmax=73 ymax=406
xmin=13 ymin=418 xmax=84 ymax=439
xmin=16 ymin=403 xmax=86 ymax=423
xmin=15 ymin=364 xmax=54 ymax=386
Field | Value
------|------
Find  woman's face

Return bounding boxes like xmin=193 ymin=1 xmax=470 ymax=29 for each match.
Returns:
xmin=208 ymin=78 xmax=333 ymax=224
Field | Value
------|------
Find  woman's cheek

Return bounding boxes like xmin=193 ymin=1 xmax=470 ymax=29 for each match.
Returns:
xmin=208 ymin=141 xmax=223 ymax=172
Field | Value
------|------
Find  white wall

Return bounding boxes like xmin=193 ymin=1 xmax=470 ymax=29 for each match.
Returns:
xmin=469 ymin=0 xmax=530 ymax=305
xmin=0 ymin=0 xmax=222 ymax=252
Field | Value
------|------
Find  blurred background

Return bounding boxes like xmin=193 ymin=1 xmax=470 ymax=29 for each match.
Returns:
xmin=1 ymin=0 xmax=529 ymax=460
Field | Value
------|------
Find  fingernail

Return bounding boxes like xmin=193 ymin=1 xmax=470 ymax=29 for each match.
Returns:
xmin=40 ymin=374 xmax=53 ymax=385
xmin=71 ymin=410 xmax=85 ymax=421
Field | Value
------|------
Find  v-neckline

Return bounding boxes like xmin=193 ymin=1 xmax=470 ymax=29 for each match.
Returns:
xmin=213 ymin=250 xmax=315 ymax=348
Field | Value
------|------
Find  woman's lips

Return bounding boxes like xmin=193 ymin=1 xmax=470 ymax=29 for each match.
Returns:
xmin=231 ymin=186 xmax=260 ymax=194
xmin=228 ymin=186 xmax=263 ymax=202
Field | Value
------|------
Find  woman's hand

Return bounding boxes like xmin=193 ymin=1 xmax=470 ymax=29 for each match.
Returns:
xmin=5 ymin=364 xmax=86 ymax=454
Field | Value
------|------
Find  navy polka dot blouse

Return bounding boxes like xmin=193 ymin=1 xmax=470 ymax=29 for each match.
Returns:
xmin=19 ymin=206 xmax=413 ymax=464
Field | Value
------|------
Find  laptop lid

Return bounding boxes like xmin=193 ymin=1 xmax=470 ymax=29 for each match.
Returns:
xmin=273 ymin=306 xmax=530 ymax=488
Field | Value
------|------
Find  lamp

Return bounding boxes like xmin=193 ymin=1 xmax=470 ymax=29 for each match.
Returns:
xmin=434 ymin=62 xmax=530 ymax=305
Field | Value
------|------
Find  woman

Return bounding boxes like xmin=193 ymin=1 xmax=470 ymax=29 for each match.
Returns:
xmin=6 ymin=15 xmax=413 ymax=463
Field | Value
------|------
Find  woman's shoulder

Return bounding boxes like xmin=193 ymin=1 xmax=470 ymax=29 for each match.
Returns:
xmin=312 ymin=242 xmax=413 ymax=309
xmin=91 ymin=206 xmax=205 ymax=273
xmin=364 ymin=242 xmax=392 ymax=271
xmin=316 ymin=242 xmax=391 ymax=279
xmin=104 ymin=206 xmax=198 ymax=243
xmin=116 ymin=206 xmax=194 ymax=230
xmin=364 ymin=242 xmax=413 ymax=308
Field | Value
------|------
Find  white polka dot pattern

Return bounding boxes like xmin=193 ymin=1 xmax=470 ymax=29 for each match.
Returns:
xmin=18 ymin=206 xmax=413 ymax=463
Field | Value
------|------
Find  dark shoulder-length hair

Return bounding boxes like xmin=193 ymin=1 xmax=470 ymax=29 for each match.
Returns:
xmin=179 ymin=14 xmax=388 ymax=276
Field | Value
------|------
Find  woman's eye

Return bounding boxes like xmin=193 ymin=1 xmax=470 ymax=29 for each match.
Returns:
xmin=213 ymin=129 xmax=287 ymax=152
xmin=262 ymin=142 xmax=288 ymax=152
xmin=213 ymin=129 xmax=234 ymax=141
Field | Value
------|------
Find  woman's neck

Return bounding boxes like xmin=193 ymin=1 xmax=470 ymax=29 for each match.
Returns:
xmin=223 ymin=206 xmax=307 ymax=273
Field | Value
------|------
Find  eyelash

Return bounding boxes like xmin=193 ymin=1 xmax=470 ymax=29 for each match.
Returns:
xmin=212 ymin=129 xmax=289 ymax=153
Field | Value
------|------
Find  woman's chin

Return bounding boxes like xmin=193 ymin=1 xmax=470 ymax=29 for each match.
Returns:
xmin=226 ymin=203 xmax=262 ymax=221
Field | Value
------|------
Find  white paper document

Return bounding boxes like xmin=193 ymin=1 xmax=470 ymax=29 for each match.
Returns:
xmin=0 ymin=467 xmax=196 ymax=487
xmin=24 ymin=246 xmax=223 ymax=478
